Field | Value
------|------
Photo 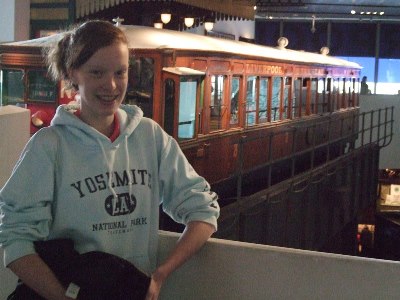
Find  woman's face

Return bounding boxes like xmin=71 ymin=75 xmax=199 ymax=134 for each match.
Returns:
xmin=71 ymin=42 xmax=129 ymax=121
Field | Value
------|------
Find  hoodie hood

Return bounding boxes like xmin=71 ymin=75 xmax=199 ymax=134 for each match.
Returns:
xmin=50 ymin=104 xmax=144 ymax=144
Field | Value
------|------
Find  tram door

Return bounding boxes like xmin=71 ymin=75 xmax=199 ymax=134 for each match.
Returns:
xmin=161 ymin=68 xmax=205 ymax=140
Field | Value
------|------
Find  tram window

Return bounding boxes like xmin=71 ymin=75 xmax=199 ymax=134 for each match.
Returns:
xmin=293 ymin=78 xmax=302 ymax=118
xmin=332 ymin=79 xmax=339 ymax=111
xmin=271 ymin=77 xmax=282 ymax=121
xmin=259 ymin=77 xmax=269 ymax=123
xmin=282 ymin=77 xmax=291 ymax=120
xmin=301 ymin=79 xmax=308 ymax=116
xmin=230 ymin=76 xmax=240 ymax=126
xmin=27 ymin=70 xmax=57 ymax=103
xmin=164 ymin=79 xmax=175 ymax=137
xmin=338 ymin=79 xmax=345 ymax=109
xmin=326 ymin=78 xmax=333 ymax=112
xmin=344 ymin=78 xmax=351 ymax=108
xmin=1 ymin=69 xmax=24 ymax=106
xmin=352 ymin=78 xmax=358 ymax=107
xmin=317 ymin=78 xmax=326 ymax=113
xmin=199 ymin=79 xmax=205 ymax=133
xmin=210 ymin=75 xmax=225 ymax=131
xmin=178 ymin=78 xmax=197 ymax=139
xmin=348 ymin=78 xmax=354 ymax=107
xmin=246 ymin=76 xmax=257 ymax=126
xmin=127 ymin=57 xmax=154 ymax=118
xmin=310 ymin=78 xmax=318 ymax=114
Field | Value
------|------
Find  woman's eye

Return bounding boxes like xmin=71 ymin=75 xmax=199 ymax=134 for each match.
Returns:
xmin=90 ymin=70 xmax=103 ymax=78
xmin=116 ymin=69 xmax=127 ymax=77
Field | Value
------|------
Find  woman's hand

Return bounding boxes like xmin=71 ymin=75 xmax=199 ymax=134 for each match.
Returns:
xmin=145 ymin=267 xmax=167 ymax=300
xmin=145 ymin=221 xmax=215 ymax=300
xmin=8 ymin=254 xmax=72 ymax=300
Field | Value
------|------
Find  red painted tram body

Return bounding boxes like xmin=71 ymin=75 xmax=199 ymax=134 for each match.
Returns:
xmin=0 ymin=25 xmax=361 ymax=200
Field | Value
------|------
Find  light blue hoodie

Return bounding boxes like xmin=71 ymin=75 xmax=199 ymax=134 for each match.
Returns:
xmin=0 ymin=104 xmax=219 ymax=274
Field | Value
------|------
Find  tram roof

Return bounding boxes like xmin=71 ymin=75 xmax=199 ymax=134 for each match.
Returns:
xmin=1 ymin=25 xmax=361 ymax=69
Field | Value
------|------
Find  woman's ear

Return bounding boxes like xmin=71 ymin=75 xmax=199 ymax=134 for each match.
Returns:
xmin=68 ymin=69 xmax=77 ymax=85
xmin=68 ymin=70 xmax=79 ymax=91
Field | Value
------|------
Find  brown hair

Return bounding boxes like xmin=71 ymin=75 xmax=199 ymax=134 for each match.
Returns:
xmin=45 ymin=20 xmax=128 ymax=89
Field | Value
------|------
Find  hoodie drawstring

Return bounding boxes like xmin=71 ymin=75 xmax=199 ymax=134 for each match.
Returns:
xmin=124 ymin=135 xmax=133 ymax=200
xmin=98 ymin=139 xmax=119 ymax=204
xmin=97 ymin=135 xmax=133 ymax=207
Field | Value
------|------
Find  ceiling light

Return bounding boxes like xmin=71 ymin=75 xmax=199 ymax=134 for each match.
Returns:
xmin=184 ymin=17 xmax=194 ymax=28
xmin=161 ymin=13 xmax=171 ymax=24
xmin=154 ymin=21 xmax=163 ymax=29
xmin=351 ymin=10 xmax=356 ymax=15
xmin=204 ymin=16 xmax=214 ymax=31
xmin=380 ymin=12 xmax=385 ymax=15
xmin=205 ymin=21 xmax=214 ymax=31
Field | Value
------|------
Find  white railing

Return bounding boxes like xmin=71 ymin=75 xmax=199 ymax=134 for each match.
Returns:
xmin=158 ymin=230 xmax=400 ymax=299
xmin=2 ymin=231 xmax=400 ymax=299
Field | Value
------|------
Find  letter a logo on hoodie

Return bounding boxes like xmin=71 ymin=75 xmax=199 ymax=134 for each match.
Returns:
xmin=105 ymin=193 xmax=137 ymax=216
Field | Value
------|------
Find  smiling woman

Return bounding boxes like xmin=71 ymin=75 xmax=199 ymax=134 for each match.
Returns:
xmin=0 ymin=20 xmax=219 ymax=300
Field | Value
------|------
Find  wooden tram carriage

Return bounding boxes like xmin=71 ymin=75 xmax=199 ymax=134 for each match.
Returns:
xmin=0 ymin=25 xmax=361 ymax=203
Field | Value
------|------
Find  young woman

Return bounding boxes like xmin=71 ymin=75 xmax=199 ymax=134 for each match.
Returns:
xmin=0 ymin=20 xmax=219 ymax=300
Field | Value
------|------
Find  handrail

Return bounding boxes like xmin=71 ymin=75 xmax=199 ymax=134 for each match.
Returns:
xmin=233 ymin=107 xmax=394 ymax=202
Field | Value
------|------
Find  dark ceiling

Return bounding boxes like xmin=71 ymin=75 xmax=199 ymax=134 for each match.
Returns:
xmin=255 ymin=0 xmax=400 ymax=22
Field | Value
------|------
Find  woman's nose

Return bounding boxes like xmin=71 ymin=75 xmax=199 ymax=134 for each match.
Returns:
xmin=104 ymin=75 xmax=117 ymax=89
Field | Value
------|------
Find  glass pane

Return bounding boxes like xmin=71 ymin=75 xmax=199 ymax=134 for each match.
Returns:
xmin=199 ymin=79 xmax=205 ymax=134
xmin=336 ymin=56 xmax=374 ymax=94
xmin=310 ymin=78 xmax=317 ymax=114
xmin=259 ymin=77 xmax=268 ymax=123
xmin=326 ymin=78 xmax=332 ymax=112
xmin=27 ymin=70 xmax=57 ymax=103
xmin=178 ymin=79 xmax=197 ymax=139
xmin=302 ymin=79 xmax=308 ymax=115
xmin=377 ymin=58 xmax=400 ymax=95
xmin=338 ymin=79 xmax=344 ymax=109
xmin=230 ymin=77 xmax=240 ymax=125
xmin=351 ymin=78 xmax=358 ymax=106
xmin=332 ymin=79 xmax=339 ymax=111
xmin=317 ymin=78 xmax=326 ymax=113
xmin=246 ymin=112 xmax=256 ymax=126
xmin=344 ymin=78 xmax=352 ymax=108
xmin=127 ymin=57 xmax=154 ymax=118
xmin=164 ymin=79 xmax=175 ymax=137
xmin=282 ymin=77 xmax=290 ymax=120
xmin=271 ymin=77 xmax=282 ymax=121
xmin=210 ymin=75 xmax=225 ymax=131
xmin=1 ymin=69 xmax=24 ymax=106
xmin=293 ymin=78 xmax=302 ymax=118
xmin=246 ymin=76 xmax=257 ymax=126
xmin=354 ymin=78 xmax=360 ymax=94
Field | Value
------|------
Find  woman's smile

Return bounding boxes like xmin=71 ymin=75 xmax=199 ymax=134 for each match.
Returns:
xmin=96 ymin=94 xmax=120 ymax=102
